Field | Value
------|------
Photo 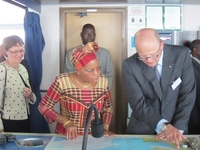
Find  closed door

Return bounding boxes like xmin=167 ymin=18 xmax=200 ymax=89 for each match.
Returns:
xmin=60 ymin=8 xmax=127 ymax=133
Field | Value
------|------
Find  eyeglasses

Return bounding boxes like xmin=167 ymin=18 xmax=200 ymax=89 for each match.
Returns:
xmin=137 ymin=46 xmax=161 ymax=61
xmin=9 ymin=50 xmax=26 ymax=55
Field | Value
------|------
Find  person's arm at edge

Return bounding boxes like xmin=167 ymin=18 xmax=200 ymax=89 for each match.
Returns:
xmin=104 ymin=50 xmax=114 ymax=90
xmin=38 ymin=76 xmax=61 ymax=124
xmin=101 ymin=76 xmax=115 ymax=136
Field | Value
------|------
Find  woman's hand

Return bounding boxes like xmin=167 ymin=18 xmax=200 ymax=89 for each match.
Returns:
xmin=104 ymin=130 xmax=116 ymax=137
xmin=65 ymin=122 xmax=78 ymax=140
xmin=23 ymin=87 xmax=33 ymax=99
xmin=103 ymin=124 xmax=115 ymax=137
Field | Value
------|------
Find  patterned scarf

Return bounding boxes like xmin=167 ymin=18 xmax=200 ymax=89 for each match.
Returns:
xmin=71 ymin=42 xmax=99 ymax=70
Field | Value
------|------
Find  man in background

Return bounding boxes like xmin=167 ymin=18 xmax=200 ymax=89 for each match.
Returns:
xmin=65 ymin=23 xmax=114 ymax=90
xmin=188 ymin=39 xmax=200 ymax=134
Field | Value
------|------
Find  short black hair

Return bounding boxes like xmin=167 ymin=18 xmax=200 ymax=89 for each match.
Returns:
xmin=190 ymin=39 xmax=200 ymax=52
xmin=82 ymin=23 xmax=95 ymax=31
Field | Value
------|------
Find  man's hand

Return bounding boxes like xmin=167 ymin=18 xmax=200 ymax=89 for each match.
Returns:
xmin=156 ymin=124 xmax=186 ymax=149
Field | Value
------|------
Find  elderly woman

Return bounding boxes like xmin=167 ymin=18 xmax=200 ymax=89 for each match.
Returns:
xmin=38 ymin=42 xmax=114 ymax=140
xmin=0 ymin=35 xmax=36 ymax=132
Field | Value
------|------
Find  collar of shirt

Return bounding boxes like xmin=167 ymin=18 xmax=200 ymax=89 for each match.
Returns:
xmin=157 ymin=49 xmax=164 ymax=67
xmin=156 ymin=49 xmax=164 ymax=76
xmin=192 ymin=56 xmax=200 ymax=64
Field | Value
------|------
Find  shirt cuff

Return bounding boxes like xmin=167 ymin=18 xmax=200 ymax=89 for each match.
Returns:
xmin=155 ymin=119 xmax=184 ymax=134
xmin=155 ymin=119 xmax=168 ymax=134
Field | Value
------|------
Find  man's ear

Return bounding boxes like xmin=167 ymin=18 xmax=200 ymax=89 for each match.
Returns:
xmin=193 ymin=48 xmax=197 ymax=53
xmin=160 ymin=41 xmax=165 ymax=50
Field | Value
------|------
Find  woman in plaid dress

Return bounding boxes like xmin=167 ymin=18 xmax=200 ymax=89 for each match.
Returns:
xmin=38 ymin=42 xmax=114 ymax=140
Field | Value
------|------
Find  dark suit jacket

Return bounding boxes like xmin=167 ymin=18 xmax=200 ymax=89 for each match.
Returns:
xmin=122 ymin=44 xmax=196 ymax=134
xmin=188 ymin=58 xmax=200 ymax=134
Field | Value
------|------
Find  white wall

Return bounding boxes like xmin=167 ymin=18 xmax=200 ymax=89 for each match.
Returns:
xmin=40 ymin=5 xmax=60 ymax=91
xmin=40 ymin=4 xmax=200 ymax=133
xmin=40 ymin=5 xmax=60 ymax=133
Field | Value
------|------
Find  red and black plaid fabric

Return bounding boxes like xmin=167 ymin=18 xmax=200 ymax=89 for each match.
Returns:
xmin=71 ymin=42 xmax=99 ymax=70
xmin=38 ymin=73 xmax=112 ymax=136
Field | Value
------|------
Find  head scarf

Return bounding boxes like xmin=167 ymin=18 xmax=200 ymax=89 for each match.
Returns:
xmin=71 ymin=42 xmax=99 ymax=70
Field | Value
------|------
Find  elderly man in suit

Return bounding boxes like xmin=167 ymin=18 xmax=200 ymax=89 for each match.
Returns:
xmin=188 ymin=39 xmax=200 ymax=134
xmin=122 ymin=28 xmax=196 ymax=149
xmin=65 ymin=23 xmax=114 ymax=90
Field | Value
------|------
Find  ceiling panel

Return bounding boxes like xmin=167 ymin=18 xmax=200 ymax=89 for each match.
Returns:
xmin=39 ymin=0 xmax=200 ymax=4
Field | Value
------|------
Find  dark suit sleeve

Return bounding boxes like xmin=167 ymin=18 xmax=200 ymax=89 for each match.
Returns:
xmin=104 ymin=50 xmax=114 ymax=90
xmin=194 ymin=63 xmax=200 ymax=119
xmin=192 ymin=60 xmax=200 ymax=115
xmin=65 ymin=49 xmax=75 ymax=72
xmin=122 ymin=60 xmax=162 ymax=130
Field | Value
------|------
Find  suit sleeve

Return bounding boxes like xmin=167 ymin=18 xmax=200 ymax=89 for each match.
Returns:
xmin=193 ymin=61 xmax=200 ymax=121
xmin=122 ymin=60 xmax=162 ymax=130
xmin=104 ymin=51 xmax=114 ymax=90
xmin=65 ymin=49 xmax=75 ymax=73
xmin=171 ymin=50 xmax=196 ymax=131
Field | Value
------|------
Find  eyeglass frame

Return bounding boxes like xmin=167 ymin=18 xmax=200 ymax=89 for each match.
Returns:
xmin=8 ymin=49 xmax=26 ymax=55
xmin=137 ymin=44 xmax=162 ymax=61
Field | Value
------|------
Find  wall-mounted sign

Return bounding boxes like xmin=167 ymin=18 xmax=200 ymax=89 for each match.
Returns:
xmin=146 ymin=6 xmax=163 ymax=30
xmin=128 ymin=6 xmax=145 ymax=28
xmin=164 ymin=6 xmax=181 ymax=30
xmin=146 ymin=5 xmax=181 ymax=30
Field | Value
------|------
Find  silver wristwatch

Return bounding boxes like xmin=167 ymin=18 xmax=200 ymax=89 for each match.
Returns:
xmin=160 ymin=122 xmax=170 ymax=132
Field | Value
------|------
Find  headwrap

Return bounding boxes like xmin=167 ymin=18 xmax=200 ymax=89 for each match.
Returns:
xmin=71 ymin=42 xmax=99 ymax=70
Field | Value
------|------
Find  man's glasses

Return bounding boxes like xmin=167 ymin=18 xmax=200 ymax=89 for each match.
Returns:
xmin=9 ymin=50 xmax=26 ymax=55
xmin=137 ymin=46 xmax=161 ymax=61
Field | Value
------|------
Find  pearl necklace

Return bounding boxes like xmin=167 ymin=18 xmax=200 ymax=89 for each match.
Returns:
xmin=76 ymin=79 xmax=91 ymax=88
